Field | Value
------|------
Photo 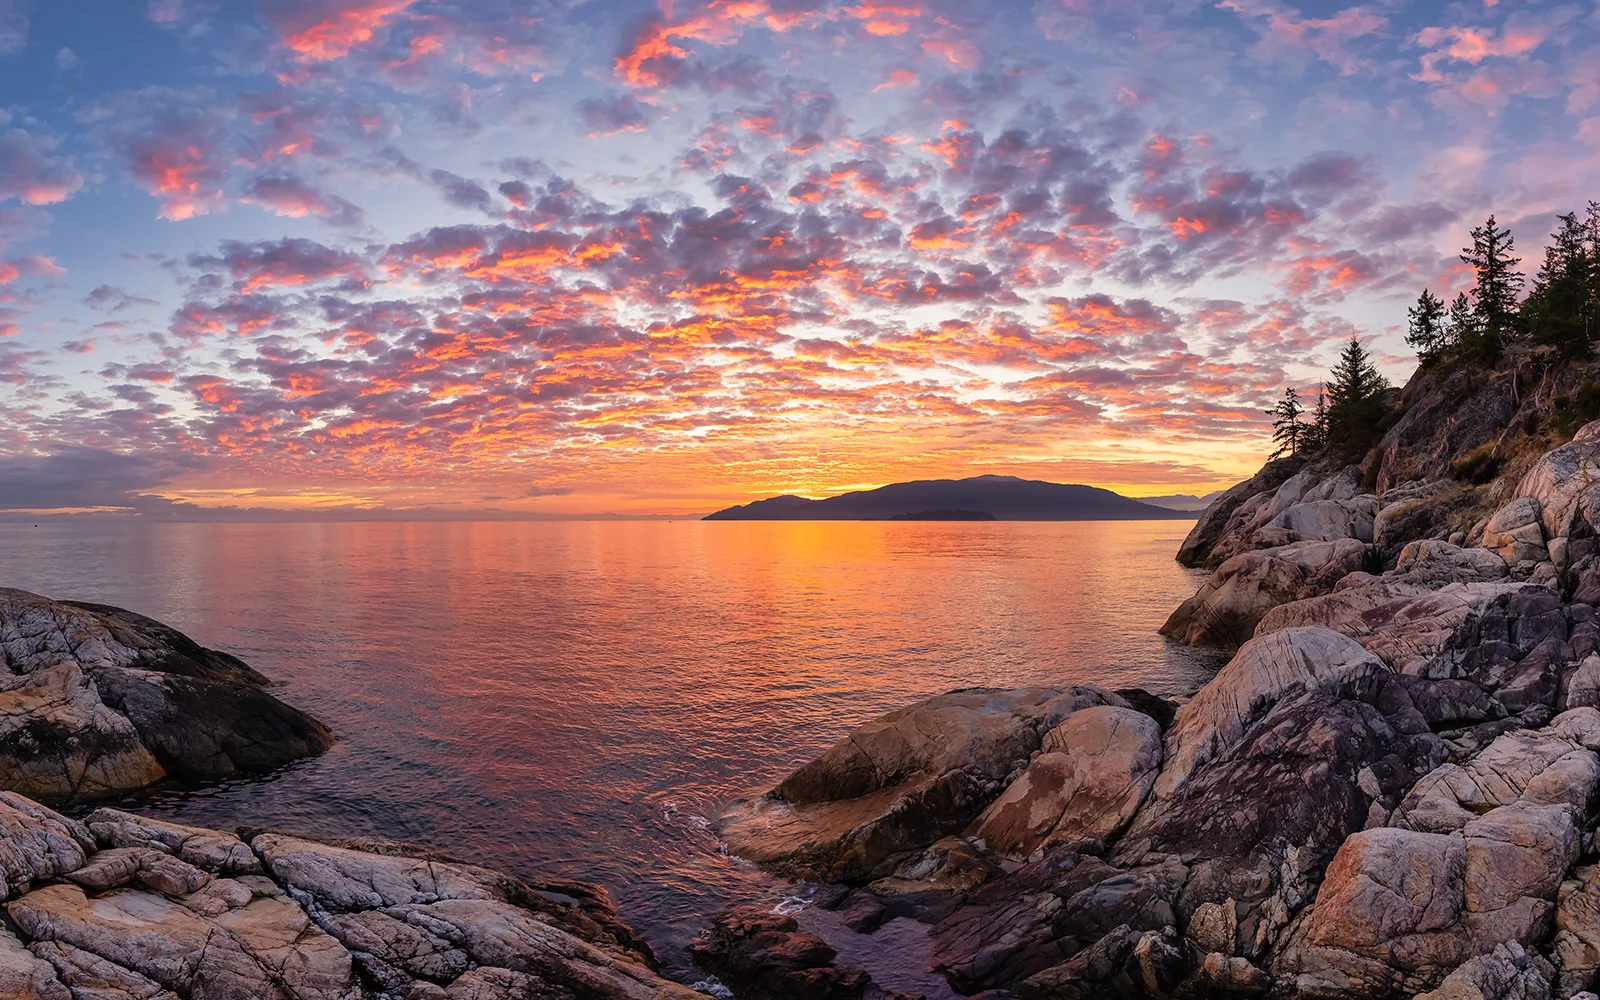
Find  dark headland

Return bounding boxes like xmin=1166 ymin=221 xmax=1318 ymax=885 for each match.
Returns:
xmin=703 ymin=474 xmax=1199 ymax=521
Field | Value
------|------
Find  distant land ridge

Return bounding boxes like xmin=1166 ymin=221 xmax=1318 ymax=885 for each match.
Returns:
xmin=702 ymin=474 xmax=1199 ymax=521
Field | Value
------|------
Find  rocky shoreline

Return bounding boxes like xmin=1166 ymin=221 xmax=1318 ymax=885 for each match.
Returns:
xmin=696 ymin=365 xmax=1600 ymax=1000
xmin=13 ymin=362 xmax=1600 ymax=998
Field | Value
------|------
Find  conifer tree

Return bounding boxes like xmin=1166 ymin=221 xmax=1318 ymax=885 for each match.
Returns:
xmin=1523 ymin=212 xmax=1591 ymax=354
xmin=1446 ymin=291 xmax=1479 ymax=350
xmin=1301 ymin=385 xmax=1328 ymax=452
xmin=1325 ymin=337 xmax=1390 ymax=458
xmin=1405 ymin=288 xmax=1448 ymax=363
xmin=1266 ymin=387 xmax=1304 ymax=458
xmin=1460 ymin=215 xmax=1524 ymax=356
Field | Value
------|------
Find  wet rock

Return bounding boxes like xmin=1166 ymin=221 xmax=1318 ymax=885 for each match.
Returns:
xmin=0 ymin=588 xmax=333 ymax=805
xmin=838 ymin=893 xmax=889 ymax=934
xmin=969 ymin=707 xmax=1162 ymax=862
xmin=1112 ymin=688 xmax=1178 ymax=731
xmin=860 ymin=836 xmax=1002 ymax=923
xmin=1015 ymin=924 xmax=1190 ymax=1000
xmin=1160 ymin=539 xmax=1369 ymax=648
xmin=928 ymin=850 xmax=1187 ymax=992
xmin=689 ymin=906 xmax=878 ymax=1000
xmin=716 ymin=686 xmax=1126 ymax=882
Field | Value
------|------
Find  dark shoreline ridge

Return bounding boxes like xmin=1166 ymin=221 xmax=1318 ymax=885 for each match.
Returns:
xmin=704 ymin=357 xmax=1600 ymax=1000
xmin=703 ymin=474 xmax=1198 ymax=521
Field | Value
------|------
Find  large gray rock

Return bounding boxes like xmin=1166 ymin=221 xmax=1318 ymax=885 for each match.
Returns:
xmin=968 ymin=706 xmax=1161 ymax=861
xmin=929 ymin=851 xmax=1188 ymax=992
xmin=716 ymin=686 xmax=1126 ymax=881
xmin=1145 ymin=627 xmax=1388 ymax=805
xmin=1286 ymin=713 xmax=1600 ymax=997
xmin=1514 ymin=423 xmax=1600 ymax=539
xmin=1176 ymin=457 xmax=1307 ymax=568
xmin=1161 ymin=539 xmax=1369 ymax=648
xmin=1391 ymin=725 xmax=1600 ymax=834
xmin=1128 ymin=691 xmax=1445 ymax=962
xmin=1394 ymin=541 xmax=1510 ymax=586
xmin=0 ymin=926 xmax=68 ymax=1000
xmin=1264 ymin=497 xmax=1379 ymax=544
xmin=8 ymin=881 xmax=362 ymax=1000
xmin=0 ymin=792 xmax=95 ymax=900
xmin=1254 ymin=582 xmax=1528 ymax=675
xmin=1481 ymin=498 xmax=1549 ymax=565
xmin=0 ymin=589 xmax=333 ymax=804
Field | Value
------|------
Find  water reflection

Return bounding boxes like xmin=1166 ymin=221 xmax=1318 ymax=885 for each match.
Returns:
xmin=0 ymin=519 xmax=1220 ymax=976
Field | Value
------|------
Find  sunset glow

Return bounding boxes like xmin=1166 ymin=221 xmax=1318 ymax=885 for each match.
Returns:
xmin=1 ymin=0 xmax=1597 ymax=516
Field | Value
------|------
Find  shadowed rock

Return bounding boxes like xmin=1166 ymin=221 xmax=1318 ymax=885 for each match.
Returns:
xmin=0 ymin=588 xmax=333 ymax=804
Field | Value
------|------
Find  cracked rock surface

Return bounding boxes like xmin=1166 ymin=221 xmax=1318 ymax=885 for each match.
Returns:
xmin=0 ymin=588 xmax=334 ymax=805
xmin=0 ymin=797 xmax=701 ymax=1000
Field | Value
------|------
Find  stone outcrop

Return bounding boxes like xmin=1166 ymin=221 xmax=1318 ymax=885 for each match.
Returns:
xmin=1146 ymin=627 xmax=1387 ymax=803
xmin=710 ymin=404 xmax=1600 ymax=1000
xmin=0 ymin=589 xmax=333 ymax=805
xmin=968 ymin=706 xmax=1162 ymax=862
xmin=715 ymin=686 xmax=1128 ymax=881
xmin=0 ymin=795 xmax=696 ymax=1000
xmin=1160 ymin=539 xmax=1369 ymax=648
xmin=1176 ymin=456 xmax=1306 ymax=568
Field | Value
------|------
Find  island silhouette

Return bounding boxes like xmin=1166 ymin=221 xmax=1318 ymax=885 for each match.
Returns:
xmin=702 ymin=474 xmax=1199 ymax=520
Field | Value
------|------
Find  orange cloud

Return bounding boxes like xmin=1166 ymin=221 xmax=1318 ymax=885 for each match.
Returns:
xmin=284 ymin=1 xmax=416 ymax=63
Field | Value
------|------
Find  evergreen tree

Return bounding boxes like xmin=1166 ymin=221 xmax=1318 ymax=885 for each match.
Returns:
xmin=1522 ymin=212 xmax=1592 ymax=355
xmin=1460 ymin=214 xmax=1524 ymax=356
xmin=1266 ymin=386 xmax=1304 ymax=458
xmin=1446 ymin=291 xmax=1480 ymax=350
xmin=1301 ymin=385 xmax=1328 ymax=452
xmin=1405 ymin=288 xmax=1448 ymax=363
xmin=1325 ymin=337 xmax=1390 ymax=458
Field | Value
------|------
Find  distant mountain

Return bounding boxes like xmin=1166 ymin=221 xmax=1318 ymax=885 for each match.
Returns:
xmin=1137 ymin=491 xmax=1225 ymax=512
xmin=703 ymin=475 xmax=1199 ymax=521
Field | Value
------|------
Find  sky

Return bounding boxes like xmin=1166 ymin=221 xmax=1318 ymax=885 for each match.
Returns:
xmin=0 ymin=0 xmax=1597 ymax=517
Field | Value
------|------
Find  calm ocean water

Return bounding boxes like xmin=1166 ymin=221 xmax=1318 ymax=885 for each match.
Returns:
xmin=0 ymin=519 xmax=1219 ymax=981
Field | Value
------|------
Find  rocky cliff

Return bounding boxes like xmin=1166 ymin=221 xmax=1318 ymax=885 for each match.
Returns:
xmin=708 ymin=359 xmax=1600 ymax=1000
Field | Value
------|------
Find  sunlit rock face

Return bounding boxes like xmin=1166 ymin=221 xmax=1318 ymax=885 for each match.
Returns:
xmin=0 ymin=588 xmax=333 ymax=805
xmin=715 ymin=685 xmax=1131 ymax=882
xmin=0 ymin=796 xmax=694 ymax=1000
